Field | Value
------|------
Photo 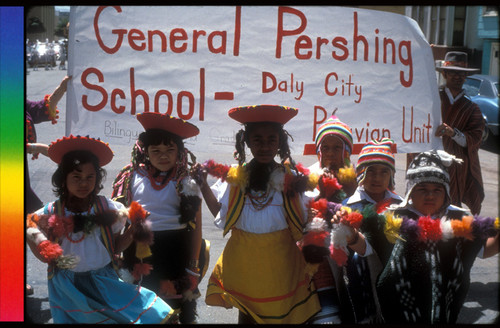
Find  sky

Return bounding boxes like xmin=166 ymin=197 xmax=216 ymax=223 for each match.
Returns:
xmin=55 ymin=6 xmax=70 ymax=12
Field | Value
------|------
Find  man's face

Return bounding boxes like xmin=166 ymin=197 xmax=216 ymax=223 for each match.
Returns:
xmin=443 ymin=70 xmax=467 ymax=91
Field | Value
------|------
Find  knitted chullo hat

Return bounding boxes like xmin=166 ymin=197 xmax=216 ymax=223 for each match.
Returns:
xmin=397 ymin=149 xmax=463 ymax=210
xmin=356 ymin=138 xmax=396 ymax=190
xmin=315 ymin=115 xmax=353 ymax=167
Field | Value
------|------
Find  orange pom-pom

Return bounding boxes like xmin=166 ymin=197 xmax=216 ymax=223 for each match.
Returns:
xmin=159 ymin=279 xmax=178 ymax=297
xmin=451 ymin=216 xmax=474 ymax=240
xmin=128 ymin=201 xmax=148 ymax=224
xmin=37 ymin=240 xmax=63 ymax=263
xmin=27 ymin=213 xmax=38 ymax=228
xmin=132 ymin=262 xmax=153 ymax=281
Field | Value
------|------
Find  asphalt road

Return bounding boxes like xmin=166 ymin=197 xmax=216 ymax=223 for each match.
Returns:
xmin=25 ymin=66 xmax=499 ymax=324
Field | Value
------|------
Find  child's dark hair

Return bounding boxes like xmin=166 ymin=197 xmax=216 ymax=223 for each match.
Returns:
xmin=234 ymin=122 xmax=294 ymax=166
xmin=52 ymin=150 xmax=106 ymax=201
xmin=136 ymin=129 xmax=185 ymax=167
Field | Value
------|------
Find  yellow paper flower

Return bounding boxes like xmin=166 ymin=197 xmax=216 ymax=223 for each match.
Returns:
xmin=384 ymin=212 xmax=405 ymax=244
xmin=337 ymin=165 xmax=356 ymax=185
xmin=340 ymin=206 xmax=352 ymax=215
xmin=495 ymin=217 xmax=500 ymax=230
xmin=307 ymin=173 xmax=320 ymax=191
xmin=227 ymin=164 xmax=248 ymax=190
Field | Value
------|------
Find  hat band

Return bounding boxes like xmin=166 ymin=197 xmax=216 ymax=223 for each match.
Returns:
xmin=443 ymin=60 xmax=467 ymax=68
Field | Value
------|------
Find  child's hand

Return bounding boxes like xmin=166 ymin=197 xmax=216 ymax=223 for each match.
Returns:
xmin=331 ymin=209 xmax=347 ymax=225
xmin=186 ymin=268 xmax=200 ymax=291
xmin=308 ymin=208 xmax=319 ymax=222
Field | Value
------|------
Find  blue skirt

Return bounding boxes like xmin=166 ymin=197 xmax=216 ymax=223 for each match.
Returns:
xmin=48 ymin=264 xmax=174 ymax=324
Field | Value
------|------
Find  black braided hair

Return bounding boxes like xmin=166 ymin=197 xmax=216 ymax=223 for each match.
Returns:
xmin=233 ymin=129 xmax=246 ymax=165
xmin=233 ymin=122 xmax=296 ymax=167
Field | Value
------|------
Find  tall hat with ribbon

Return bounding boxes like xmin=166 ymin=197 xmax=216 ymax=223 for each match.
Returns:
xmin=397 ymin=149 xmax=463 ymax=210
xmin=136 ymin=112 xmax=199 ymax=139
xmin=436 ymin=51 xmax=479 ymax=73
xmin=228 ymin=104 xmax=298 ymax=125
xmin=356 ymin=138 xmax=396 ymax=190
xmin=314 ymin=114 xmax=353 ymax=167
xmin=48 ymin=135 xmax=114 ymax=166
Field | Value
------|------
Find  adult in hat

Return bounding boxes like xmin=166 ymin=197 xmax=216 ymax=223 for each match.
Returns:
xmin=26 ymin=135 xmax=176 ymax=323
xmin=348 ymin=150 xmax=499 ymax=324
xmin=199 ymin=105 xmax=321 ymax=324
xmin=111 ymin=112 xmax=207 ymax=324
xmin=434 ymin=51 xmax=485 ymax=215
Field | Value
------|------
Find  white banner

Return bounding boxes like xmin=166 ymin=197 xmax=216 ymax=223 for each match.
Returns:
xmin=67 ymin=6 xmax=443 ymax=155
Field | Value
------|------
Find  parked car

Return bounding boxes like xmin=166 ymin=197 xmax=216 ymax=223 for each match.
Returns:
xmin=463 ymin=74 xmax=499 ymax=142
xmin=27 ymin=42 xmax=57 ymax=68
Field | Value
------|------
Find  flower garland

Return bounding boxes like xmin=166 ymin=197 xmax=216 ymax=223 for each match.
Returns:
xmin=201 ymin=159 xmax=319 ymax=195
xmin=27 ymin=213 xmax=80 ymax=269
xmin=307 ymin=203 xmax=500 ymax=267
xmin=26 ymin=203 xmax=151 ymax=271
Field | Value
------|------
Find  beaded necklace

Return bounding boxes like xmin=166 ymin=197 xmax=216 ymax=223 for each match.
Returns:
xmin=62 ymin=202 xmax=93 ymax=244
xmin=146 ymin=165 xmax=176 ymax=190
xmin=248 ymin=188 xmax=274 ymax=211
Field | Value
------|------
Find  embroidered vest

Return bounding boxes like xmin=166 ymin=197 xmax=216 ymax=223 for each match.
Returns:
xmin=223 ymin=184 xmax=305 ymax=241
xmin=44 ymin=195 xmax=118 ymax=279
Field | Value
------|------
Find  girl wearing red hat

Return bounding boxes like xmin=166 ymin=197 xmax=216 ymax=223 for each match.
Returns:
xmin=25 ymin=135 xmax=174 ymax=324
xmin=197 ymin=105 xmax=321 ymax=324
xmin=111 ymin=112 xmax=207 ymax=324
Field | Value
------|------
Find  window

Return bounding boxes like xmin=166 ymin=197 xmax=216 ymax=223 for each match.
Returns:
xmin=463 ymin=77 xmax=481 ymax=97
xmin=452 ymin=6 xmax=466 ymax=46
xmin=483 ymin=6 xmax=498 ymax=17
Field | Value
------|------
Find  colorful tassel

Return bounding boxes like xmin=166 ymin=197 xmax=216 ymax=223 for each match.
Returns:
xmin=384 ymin=212 xmax=405 ymax=243
xmin=132 ymin=262 xmax=153 ymax=281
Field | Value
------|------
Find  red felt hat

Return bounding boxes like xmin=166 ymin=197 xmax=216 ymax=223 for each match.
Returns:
xmin=136 ymin=112 xmax=199 ymax=139
xmin=228 ymin=105 xmax=298 ymax=125
xmin=48 ymin=135 xmax=114 ymax=166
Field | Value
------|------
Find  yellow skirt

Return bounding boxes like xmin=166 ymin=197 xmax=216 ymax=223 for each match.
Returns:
xmin=205 ymin=228 xmax=320 ymax=324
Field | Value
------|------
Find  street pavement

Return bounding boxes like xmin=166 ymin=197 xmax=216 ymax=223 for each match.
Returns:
xmin=25 ymin=67 xmax=499 ymax=324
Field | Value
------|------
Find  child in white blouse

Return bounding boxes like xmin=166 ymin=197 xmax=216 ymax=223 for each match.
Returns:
xmin=198 ymin=105 xmax=321 ymax=324
xmin=26 ymin=135 xmax=174 ymax=324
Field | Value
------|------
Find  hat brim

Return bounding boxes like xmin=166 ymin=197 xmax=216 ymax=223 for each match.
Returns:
xmin=48 ymin=135 xmax=114 ymax=166
xmin=137 ymin=112 xmax=199 ymax=139
xmin=228 ymin=105 xmax=298 ymax=124
xmin=436 ymin=66 xmax=479 ymax=72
